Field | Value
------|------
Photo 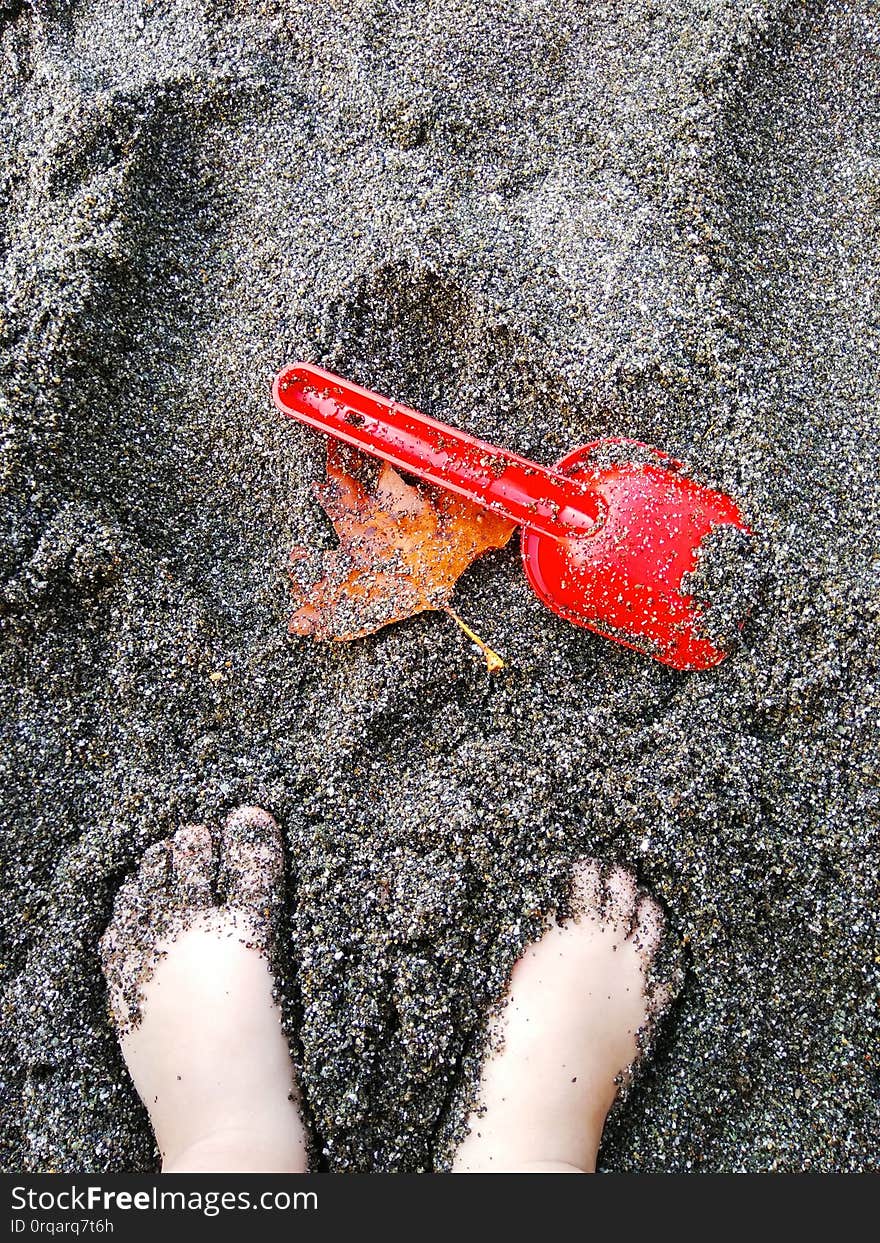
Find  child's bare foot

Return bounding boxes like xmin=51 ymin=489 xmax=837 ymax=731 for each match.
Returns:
xmin=99 ymin=806 xmax=307 ymax=1173
xmin=451 ymin=860 xmax=675 ymax=1174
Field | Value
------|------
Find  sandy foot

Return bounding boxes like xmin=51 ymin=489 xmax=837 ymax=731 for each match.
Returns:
xmin=99 ymin=806 xmax=308 ymax=1173
xmin=451 ymin=860 xmax=673 ymax=1173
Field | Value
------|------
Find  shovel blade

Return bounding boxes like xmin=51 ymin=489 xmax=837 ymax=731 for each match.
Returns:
xmin=521 ymin=441 xmax=752 ymax=671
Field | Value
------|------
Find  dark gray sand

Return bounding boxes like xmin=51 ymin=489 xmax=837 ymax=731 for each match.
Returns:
xmin=1 ymin=0 xmax=878 ymax=1173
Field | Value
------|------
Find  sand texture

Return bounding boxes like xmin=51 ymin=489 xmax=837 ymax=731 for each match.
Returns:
xmin=1 ymin=0 xmax=878 ymax=1172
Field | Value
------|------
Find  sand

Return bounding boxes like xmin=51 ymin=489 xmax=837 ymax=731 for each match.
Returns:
xmin=1 ymin=0 xmax=878 ymax=1173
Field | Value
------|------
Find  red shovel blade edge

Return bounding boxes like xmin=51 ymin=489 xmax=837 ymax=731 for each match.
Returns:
xmin=522 ymin=442 xmax=752 ymax=671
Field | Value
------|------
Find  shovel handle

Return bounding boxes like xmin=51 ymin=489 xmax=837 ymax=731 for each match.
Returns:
xmin=273 ymin=364 xmax=604 ymax=539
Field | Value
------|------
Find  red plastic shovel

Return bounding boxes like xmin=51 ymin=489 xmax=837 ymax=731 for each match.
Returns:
xmin=273 ymin=363 xmax=750 ymax=671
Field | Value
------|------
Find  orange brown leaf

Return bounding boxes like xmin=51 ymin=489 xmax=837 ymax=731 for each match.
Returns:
xmin=289 ymin=442 xmax=515 ymax=643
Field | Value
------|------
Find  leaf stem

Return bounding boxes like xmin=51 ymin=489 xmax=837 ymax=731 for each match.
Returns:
xmin=444 ymin=607 xmax=505 ymax=673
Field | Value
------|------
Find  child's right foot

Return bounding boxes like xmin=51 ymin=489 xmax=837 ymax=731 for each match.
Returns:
xmin=100 ymin=806 xmax=307 ymax=1173
xmin=451 ymin=860 xmax=675 ymax=1173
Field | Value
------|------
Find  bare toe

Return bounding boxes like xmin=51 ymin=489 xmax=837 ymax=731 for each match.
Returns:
xmin=569 ymin=859 xmax=640 ymax=941
xmin=138 ymin=839 xmax=172 ymax=890
xmin=220 ymin=806 xmax=284 ymax=912
xmin=100 ymin=825 xmax=218 ymax=1033
xmin=569 ymin=858 xmax=603 ymax=919
xmin=630 ymin=892 xmax=679 ymax=1036
xmin=171 ymin=823 xmax=215 ymax=907
xmin=602 ymin=863 xmax=642 ymax=933
xmin=99 ymin=841 xmax=168 ymax=965
xmin=630 ymin=892 xmax=665 ymax=961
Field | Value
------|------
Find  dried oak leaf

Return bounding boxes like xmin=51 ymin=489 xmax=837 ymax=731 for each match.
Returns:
xmin=289 ymin=442 xmax=515 ymax=645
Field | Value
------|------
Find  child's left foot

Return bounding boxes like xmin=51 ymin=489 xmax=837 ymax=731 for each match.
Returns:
xmin=100 ymin=806 xmax=307 ymax=1173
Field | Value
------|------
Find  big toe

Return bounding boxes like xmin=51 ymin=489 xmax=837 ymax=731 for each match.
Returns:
xmin=99 ymin=840 xmax=170 ymax=963
xmin=602 ymin=863 xmax=642 ymax=933
xmin=170 ymin=823 xmax=215 ymax=907
xmin=219 ymin=805 xmax=284 ymax=912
